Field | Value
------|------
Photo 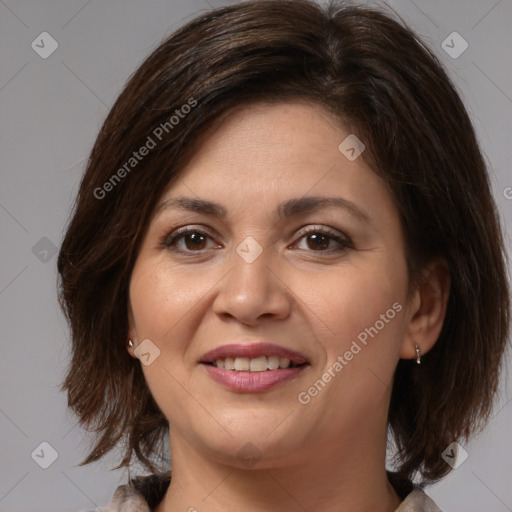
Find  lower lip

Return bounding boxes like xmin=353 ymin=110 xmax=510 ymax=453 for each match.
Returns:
xmin=202 ymin=364 xmax=308 ymax=392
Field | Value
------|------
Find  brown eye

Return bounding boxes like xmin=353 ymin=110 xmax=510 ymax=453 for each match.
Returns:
xmin=164 ymin=228 xmax=220 ymax=254
xmin=305 ymin=233 xmax=330 ymax=250
xmin=292 ymin=227 xmax=352 ymax=253
xmin=183 ymin=232 xmax=207 ymax=250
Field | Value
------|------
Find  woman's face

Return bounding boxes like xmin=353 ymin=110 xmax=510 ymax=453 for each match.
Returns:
xmin=128 ymin=102 xmax=415 ymax=468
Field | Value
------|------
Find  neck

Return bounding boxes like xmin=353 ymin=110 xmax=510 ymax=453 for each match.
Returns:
xmin=155 ymin=430 xmax=402 ymax=512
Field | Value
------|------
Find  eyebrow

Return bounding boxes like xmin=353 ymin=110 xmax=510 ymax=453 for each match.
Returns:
xmin=278 ymin=196 xmax=370 ymax=223
xmin=156 ymin=196 xmax=227 ymax=218
xmin=155 ymin=195 xmax=370 ymax=223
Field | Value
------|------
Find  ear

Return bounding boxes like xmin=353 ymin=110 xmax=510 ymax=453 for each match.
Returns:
xmin=127 ymin=301 xmax=139 ymax=359
xmin=400 ymin=259 xmax=450 ymax=360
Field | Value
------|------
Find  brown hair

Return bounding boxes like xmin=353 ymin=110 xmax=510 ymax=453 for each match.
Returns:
xmin=57 ymin=0 xmax=510 ymax=485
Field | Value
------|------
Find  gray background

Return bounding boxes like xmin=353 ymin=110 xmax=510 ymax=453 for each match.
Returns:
xmin=1 ymin=0 xmax=511 ymax=510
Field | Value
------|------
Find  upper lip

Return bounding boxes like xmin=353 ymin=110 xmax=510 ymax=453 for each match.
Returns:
xmin=200 ymin=342 xmax=309 ymax=365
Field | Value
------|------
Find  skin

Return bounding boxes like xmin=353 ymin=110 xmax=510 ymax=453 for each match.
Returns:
xmin=127 ymin=102 xmax=449 ymax=512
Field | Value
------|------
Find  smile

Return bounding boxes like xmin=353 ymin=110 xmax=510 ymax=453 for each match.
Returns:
xmin=207 ymin=356 xmax=304 ymax=372
xmin=200 ymin=342 xmax=310 ymax=392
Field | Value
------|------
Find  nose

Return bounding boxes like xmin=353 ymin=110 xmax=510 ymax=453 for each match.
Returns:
xmin=212 ymin=244 xmax=292 ymax=326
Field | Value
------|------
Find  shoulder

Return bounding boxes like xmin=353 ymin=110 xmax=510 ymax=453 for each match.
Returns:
xmin=394 ymin=488 xmax=443 ymax=512
xmin=87 ymin=474 xmax=440 ymax=512
xmin=92 ymin=472 xmax=171 ymax=512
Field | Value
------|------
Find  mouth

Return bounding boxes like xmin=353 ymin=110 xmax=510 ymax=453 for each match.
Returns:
xmin=203 ymin=356 xmax=305 ymax=371
xmin=199 ymin=342 xmax=310 ymax=392
xmin=199 ymin=342 xmax=309 ymax=371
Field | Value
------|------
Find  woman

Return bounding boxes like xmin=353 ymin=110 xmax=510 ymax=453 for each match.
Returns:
xmin=57 ymin=1 xmax=510 ymax=511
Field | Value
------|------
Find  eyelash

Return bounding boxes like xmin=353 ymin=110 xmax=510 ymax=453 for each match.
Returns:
xmin=294 ymin=226 xmax=353 ymax=252
xmin=162 ymin=225 xmax=353 ymax=256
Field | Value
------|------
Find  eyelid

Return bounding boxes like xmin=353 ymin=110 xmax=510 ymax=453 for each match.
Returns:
xmin=162 ymin=223 xmax=353 ymax=254
xmin=292 ymin=225 xmax=353 ymax=248
xmin=162 ymin=225 xmax=221 ymax=250
xmin=166 ymin=224 xmax=215 ymax=239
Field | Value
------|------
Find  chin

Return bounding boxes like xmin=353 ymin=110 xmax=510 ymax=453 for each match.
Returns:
xmin=183 ymin=410 xmax=310 ymax=469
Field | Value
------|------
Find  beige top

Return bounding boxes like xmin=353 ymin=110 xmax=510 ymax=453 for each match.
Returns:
xmin=95 ymin=473 xmax=442 ymax=512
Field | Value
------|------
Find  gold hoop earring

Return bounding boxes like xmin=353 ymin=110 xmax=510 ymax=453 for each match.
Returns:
xmin=415 ymin=344 xmax=421 ymax=365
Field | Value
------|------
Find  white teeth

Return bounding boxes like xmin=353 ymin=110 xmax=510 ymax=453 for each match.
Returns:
xmin=267 ymin=355 xmax=280 ymax=370
xmin=250 ymin=356 xmax=268 ymax=372
xmin=213 ymin=356 xmax=295 ymax=371
xmin=279 ymin=357 xmax=290 ymax=369
xmin=234 ymin=357 xmax=250 ymax=371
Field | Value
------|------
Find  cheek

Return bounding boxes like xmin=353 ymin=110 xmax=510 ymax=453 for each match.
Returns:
xmin=128 ymin=262 xmax=210 ymax=428
xmin=296 ymin=258 xmax=407 ymax=364
xmin=129 ymin=260 xmax=211 ymax=343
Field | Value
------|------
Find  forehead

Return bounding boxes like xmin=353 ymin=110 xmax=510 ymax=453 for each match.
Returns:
xmin=182 ymin=101 xmax=346 ymax=176
xmin=157 ymin=102 xmax=393 ymax=222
